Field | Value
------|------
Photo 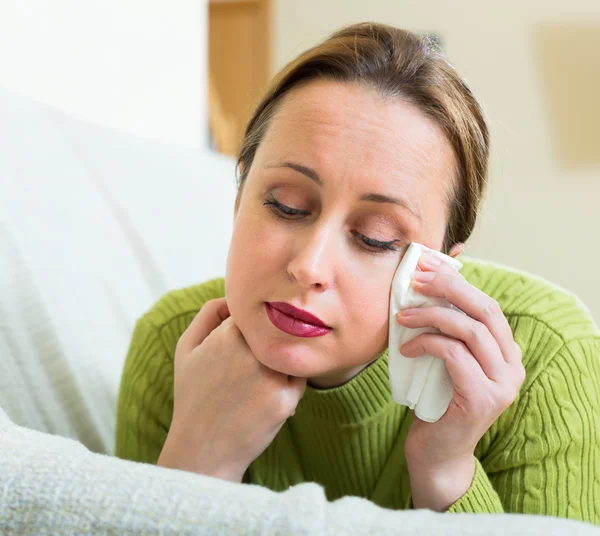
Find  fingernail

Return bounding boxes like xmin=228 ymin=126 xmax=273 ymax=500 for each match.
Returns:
xmin=412 ymin=271 xmax=436 ymax=283
xmin=399 ymin=344 xmax=415 ymax=356
xmin=420 ymin=254 xmax=441 ymax=269
xmin=399 ymin=308 xmax=420 ymax=317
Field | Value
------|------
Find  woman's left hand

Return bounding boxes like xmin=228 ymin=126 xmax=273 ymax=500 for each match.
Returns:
xmin=397 ymin=252 xmax=526 ymax=511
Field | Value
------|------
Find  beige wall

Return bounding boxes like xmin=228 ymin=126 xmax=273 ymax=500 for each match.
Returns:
xmin=275 ymin=0 xmax=600 ymax=325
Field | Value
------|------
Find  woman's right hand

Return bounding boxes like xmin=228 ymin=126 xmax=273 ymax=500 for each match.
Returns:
xmin=157 ymin=298 xmax=306 ymax=482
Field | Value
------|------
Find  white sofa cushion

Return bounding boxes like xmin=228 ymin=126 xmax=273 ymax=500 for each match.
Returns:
xmin=0 ymin=88 xmax=237 ymax=454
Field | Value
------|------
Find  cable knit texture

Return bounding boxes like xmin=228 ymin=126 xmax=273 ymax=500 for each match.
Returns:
xmin=115 ymin=257 xmax=600 ymax=525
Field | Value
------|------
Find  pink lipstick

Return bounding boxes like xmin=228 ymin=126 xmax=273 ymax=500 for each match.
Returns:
xmin=265 ymin=302 xmax=332 ymax=337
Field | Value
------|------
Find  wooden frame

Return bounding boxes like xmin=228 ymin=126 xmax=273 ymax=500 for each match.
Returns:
xmin=208 ymin=0 xmax=273 ymax=156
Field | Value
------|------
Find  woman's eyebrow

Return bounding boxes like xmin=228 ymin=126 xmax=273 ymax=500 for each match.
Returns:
xmin=266 ymin=161 xmax=422 ymax=221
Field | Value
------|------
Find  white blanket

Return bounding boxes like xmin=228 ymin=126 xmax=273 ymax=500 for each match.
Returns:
xmin=1 ymin=408 xmax=597 ymax=535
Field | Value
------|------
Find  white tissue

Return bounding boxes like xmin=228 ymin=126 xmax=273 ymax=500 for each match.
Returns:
xmin=388 ymin=242 xmax=463 ymax=423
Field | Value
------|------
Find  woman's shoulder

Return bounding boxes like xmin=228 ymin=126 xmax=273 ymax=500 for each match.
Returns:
xmin=460 ymin=256 xmax=598 ymax=344
xmin=460 ymin=256 xmax=599 ymax=391
xmin=136 ymin=277 xmax=226 ymax=355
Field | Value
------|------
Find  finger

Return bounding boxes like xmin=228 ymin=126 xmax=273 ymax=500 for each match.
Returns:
xmin=413 ymin=257 xmax=516 ymax=361
xmin=400 ymin=332 xmax=488 ymax=393
xmin=288 ymin=375 xmax=307 ymax=400
xmin=397 ymin=306 xmax=506 ymax=382
xmin=177 ymin=298 xmax=231 ymax=354
xmin=280 ymin=376 xmax=307 ymax=416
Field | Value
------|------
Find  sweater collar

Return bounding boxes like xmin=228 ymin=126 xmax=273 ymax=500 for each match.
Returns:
xmin=296 ymin=349 xmax=395 ymax=425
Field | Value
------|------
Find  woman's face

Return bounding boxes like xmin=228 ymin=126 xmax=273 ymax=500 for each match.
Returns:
xmin=225 ymin=80 xmax=458 ymax=388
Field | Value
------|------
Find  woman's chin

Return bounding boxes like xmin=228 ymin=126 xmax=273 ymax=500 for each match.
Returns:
xmin=256 ymin=348 xmax=319 ymax=378
xmin=248 ymin=336 xmax=323 ymax=378
xmin=254 ymin=346 xmax=357 ymax=388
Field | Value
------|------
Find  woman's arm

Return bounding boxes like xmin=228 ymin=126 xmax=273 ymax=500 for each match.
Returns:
xmin=448 ymin=337 xmax=599 ymax=523
xmin=116 ymin=279 xmax=229 ymax=463
xmin=397 ymin=254 xmax=599 ymax=524
xmin=411 ymin=336 xmax=599 ymax=524
xmin=116 ymin=287 xmax=305 ymax=482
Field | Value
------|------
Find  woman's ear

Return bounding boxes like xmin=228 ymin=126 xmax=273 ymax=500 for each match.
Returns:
xmin=448 ymin=243 xmax=465 ymax=258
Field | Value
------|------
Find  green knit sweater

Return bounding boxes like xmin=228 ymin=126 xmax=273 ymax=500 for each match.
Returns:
xmin=115 ymin=257 xmax=600 ymax=524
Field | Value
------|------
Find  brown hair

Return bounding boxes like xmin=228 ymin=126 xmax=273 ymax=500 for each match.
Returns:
xmin=237 ymin=22 xmax=490 ymax=253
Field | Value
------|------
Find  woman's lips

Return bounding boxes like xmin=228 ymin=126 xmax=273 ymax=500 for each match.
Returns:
xmin=265 ymin=303 xmax=332 ymax=338
xmin=268 ymin=301 xmax=329 ymax=326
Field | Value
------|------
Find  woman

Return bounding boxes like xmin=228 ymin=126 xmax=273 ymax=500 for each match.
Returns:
xmin=116 ymin=23 xmax=599 ymax=521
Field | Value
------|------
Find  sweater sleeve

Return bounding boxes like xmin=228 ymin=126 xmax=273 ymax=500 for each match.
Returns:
xmin=115 ymin=316 xmax=174 ymax=464
xmin=446 ymin=457 xmax=504 ymax=514
xmin=447 ymin=337 xmax=599 ymax=524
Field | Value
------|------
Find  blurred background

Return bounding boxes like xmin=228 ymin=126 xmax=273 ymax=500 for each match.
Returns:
xmin=1 ymin=0 xmax=599 ymax=325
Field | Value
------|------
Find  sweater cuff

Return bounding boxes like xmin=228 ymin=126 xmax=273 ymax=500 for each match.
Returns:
xmin=446 ymin=457 xmax=504 ymax=514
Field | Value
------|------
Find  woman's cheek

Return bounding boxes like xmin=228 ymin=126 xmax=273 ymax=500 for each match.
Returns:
xmin=255 ymin=221 xmax=291 ymax=260
xmin=355 ymin=274 xmax=392 ymax=325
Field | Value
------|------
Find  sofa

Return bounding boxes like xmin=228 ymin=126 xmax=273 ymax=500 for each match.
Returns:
xmin=0 ymin=88 xmax=598 ymax=535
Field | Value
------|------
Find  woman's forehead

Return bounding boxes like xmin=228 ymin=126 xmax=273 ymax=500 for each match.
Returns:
xmin=256 ymin=80 xmax=456 ymax=199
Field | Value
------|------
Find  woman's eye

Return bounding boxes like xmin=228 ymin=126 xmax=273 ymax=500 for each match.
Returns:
xmin=352 ymin=232 xmax=401 ymax=252
xmin=263 ymin=197 xmax=307 ymax=218
xmin=263 ymin=195 xmax=401 ymax=253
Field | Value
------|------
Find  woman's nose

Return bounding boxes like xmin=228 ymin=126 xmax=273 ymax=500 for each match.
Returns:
xmin=287 ymin=226 xmax=336 ymax=289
